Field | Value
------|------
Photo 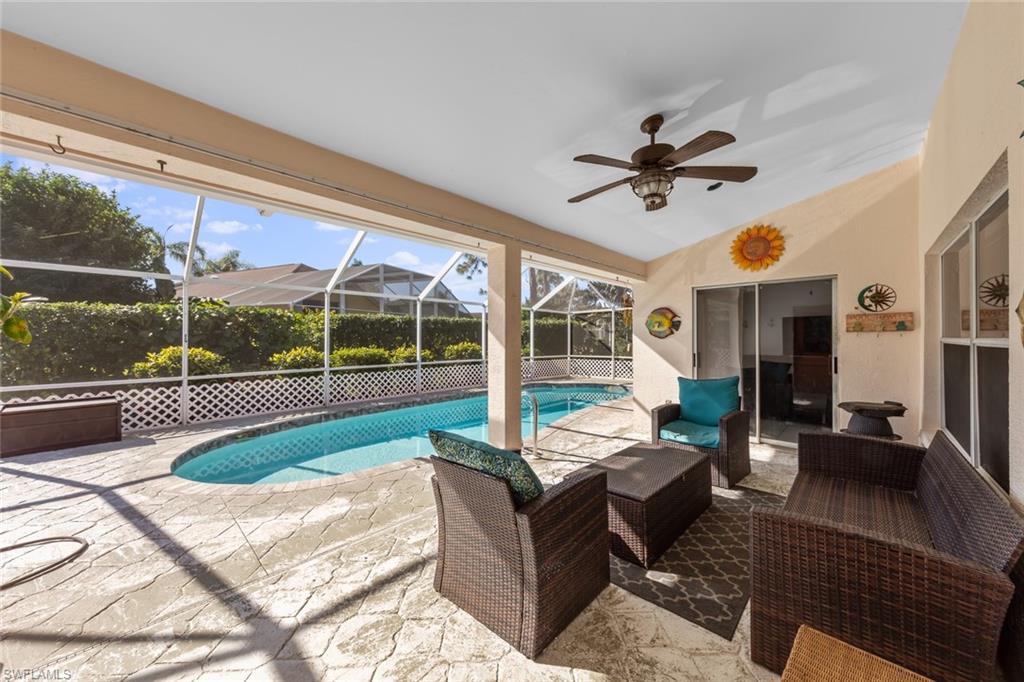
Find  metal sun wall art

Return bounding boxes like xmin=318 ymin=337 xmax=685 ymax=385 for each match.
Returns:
xmin=646 ymin=307 xmax=681 ymax=339
xmin=979 ymin=273 xmax=1009 ymax=308
xmin=857 ymin=283 xmax=896 ymax=312
xmin=731 ymin=224 xmax=784 ymax=272
xmin=847 ymin=283 xmax=913 ymax=332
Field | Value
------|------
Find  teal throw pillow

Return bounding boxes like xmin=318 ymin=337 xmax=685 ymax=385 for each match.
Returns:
xmin=678 ymin=376 xmax=740 ymax=428
xmin=428 ymin=430 xmax=544 ymax=506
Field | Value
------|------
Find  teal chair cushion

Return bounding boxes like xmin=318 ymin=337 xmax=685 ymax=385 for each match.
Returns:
xmin=428 ymin=429 xmax=544 ymax=506
xmin=678 ymin=376 xmax=740 ymax=428
xmin=659 ymin=419 xmax=721 ymax=449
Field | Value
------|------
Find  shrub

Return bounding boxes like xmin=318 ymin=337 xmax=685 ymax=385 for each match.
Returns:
xmin=129 ymin=346 xmax=229 ymax=378
xmin=389 ymin=344 xmax=435 ymax=364
xmin=0 ymin=302 xmax=612 ymax=385
xmin=443 ymin=341 xmax=482 ymax=360
xmin=268 ymin=346 xmax=323 ymax=370
xmin=330 ymin=346 xmax=392 ymax=367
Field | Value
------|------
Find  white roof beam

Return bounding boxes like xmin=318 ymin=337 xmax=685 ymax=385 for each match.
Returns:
xmin=531 ymin=275 xmax=575 ymax=311
xmin=418 ymin=251 xmax=464 ymax=301
xmin=326 ymin=230 xmax=366 ymax=293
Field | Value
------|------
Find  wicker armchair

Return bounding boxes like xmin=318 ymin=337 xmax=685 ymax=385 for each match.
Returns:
xmin=652 ymin=403 xmax=750 ymax=488
xmin=430 ymin=457 xmax=609 ymax=659
xmin=751 ymin=431 xmax=1024 ymax=681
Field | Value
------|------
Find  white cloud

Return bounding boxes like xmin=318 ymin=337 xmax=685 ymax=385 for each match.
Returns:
xmin=138 ymin=205 xmax=197 ymax=232
xmin=206 ymin=220 xmax=262 ymax=235
xmin=313 ymin=221 xmax=351 ymax=232
xmin=199 ymin=241 xmax=236 ymax=258
xmin=385 ymin=250 xmax=421 ymax=267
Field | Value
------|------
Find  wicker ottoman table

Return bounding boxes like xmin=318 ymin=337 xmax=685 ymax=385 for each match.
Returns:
xmin=576 ymin=444 xmax=711 ymax=568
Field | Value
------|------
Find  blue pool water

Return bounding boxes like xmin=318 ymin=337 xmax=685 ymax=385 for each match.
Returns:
xmin=172 ymin=384 xmax=630 ymax=485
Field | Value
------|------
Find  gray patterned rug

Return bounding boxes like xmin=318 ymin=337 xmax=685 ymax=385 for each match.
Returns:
xmin=609 ymin=486 xmax=785 ymax=640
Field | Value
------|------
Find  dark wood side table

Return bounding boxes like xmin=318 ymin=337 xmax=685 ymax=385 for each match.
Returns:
xmin=574 ymin=444 xmax=711 ymax=568
xmin=838 ymin=401 xmax=906 ymax=441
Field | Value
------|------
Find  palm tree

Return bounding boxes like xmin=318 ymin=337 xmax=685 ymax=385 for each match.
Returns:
xmin=165 ymin=240 xmax=208 ymax=277
xmin=202 ymin=249 xmax=253 ymax=274
xmin=149 ymin=226 xmax=209 ymax=300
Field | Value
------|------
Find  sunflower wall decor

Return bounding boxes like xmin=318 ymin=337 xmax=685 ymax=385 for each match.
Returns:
xmin=731 ymin=224 xmax=785 ymax=271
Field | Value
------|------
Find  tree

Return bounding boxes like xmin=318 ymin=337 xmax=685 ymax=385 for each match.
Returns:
xmin=0 ymin=162 xmax=164 ymax=303
xmin=164 ymin=240 xmax=207 ymax=277
xmin=455 ymin=255 xmax=563 ymax=304
xmin=201 ymin=249 xmax=253 ymax=274
xmin=149 ymin=228 xmax=207 ymax=299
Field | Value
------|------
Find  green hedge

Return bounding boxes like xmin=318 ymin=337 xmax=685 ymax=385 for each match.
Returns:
xmin=329 ymin=346 xmax=391 ymax=367
xmin=130 ymin=346 xmax=230 ymax=378
xmin=443 ymin=341 xmax=482 ymax=360
xmin=0 ymin=302 xmax=620 ymax=385
xmin=268 ymin=345 xmax=323 ymax=370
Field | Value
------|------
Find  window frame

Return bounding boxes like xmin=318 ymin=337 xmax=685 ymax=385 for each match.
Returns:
xmin=938 ymin=188 xmax=1010 ymax=485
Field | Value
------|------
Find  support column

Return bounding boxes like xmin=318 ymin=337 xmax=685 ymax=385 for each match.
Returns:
xmin=610 ymin=308 xmax=616 ymax=380
xmin=486 ymin=244 xmax=522 ymax=450
xmin=529 ymin=309 xmax=535 ymax=379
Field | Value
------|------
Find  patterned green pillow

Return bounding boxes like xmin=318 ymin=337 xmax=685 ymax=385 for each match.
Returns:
xmin=428 ymin=429 xmax=544 ymax=506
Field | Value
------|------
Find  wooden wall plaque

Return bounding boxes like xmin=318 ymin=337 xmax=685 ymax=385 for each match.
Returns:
xmin=845 ymin=312 xmax=914 ymax=333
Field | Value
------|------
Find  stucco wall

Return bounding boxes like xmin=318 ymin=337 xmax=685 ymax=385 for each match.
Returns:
xmin=917 ymin=0 xmax=1023 ymax=501
xmin=633 ymin=157 xmax=921 ymax=440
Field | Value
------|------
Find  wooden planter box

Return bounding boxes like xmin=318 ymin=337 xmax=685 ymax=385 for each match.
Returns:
xmin=0 ymin=398 xmax=122 ymax=457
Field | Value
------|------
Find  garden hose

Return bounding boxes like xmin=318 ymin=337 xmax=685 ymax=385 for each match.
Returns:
xmin=0 ymin=536 xmax=89 ymax=590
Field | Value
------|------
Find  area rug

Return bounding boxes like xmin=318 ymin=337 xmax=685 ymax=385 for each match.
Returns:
xmin=609 ymin=486 xmax=785 ymax=640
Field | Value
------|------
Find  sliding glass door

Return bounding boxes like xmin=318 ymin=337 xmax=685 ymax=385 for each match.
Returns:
xmin=695 ymin=278 xmax=835 ymax=444
xmin=695 ymin=286 xmax=757 ymax=436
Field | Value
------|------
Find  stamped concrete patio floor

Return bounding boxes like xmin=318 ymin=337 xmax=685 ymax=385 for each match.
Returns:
xmin=0 ymin=397 xmax=796 ymax=681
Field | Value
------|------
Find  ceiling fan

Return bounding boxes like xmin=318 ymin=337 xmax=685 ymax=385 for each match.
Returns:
xmin=568 ymin=114 xmax=757 ymax=212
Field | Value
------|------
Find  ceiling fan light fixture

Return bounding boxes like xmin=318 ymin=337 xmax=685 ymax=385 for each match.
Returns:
xmin=631 ymin=171 xmax=674 ymax=212
xmin=568 ymin=115 xmax=756 ymax=211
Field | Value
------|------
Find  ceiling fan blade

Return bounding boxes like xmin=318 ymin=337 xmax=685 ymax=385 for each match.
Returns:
xmin=568 ymin=177 xmax=632 ymax=203
xmin=673 ymin=166 xmax=758 ymax=182
xmin=573 ymin=154 xmax=635 ymax=170
xmin=660 ymin=131 xmax=736 ymax=166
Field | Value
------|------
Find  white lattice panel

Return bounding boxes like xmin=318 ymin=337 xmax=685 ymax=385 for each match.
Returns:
xmin=570 ymin=357 xmax=614 ymax=378
xmin=188 ymin=374 xmax=324 ymax=424
xmin=328 ymin=367 xmax=418 ymax=404
xmin=531 ymin=357 xmax=570 ymax=379
xmin=422 ymin=362 xmax=485 ymax=392
xmin=5 ymin=384 xmax=182 ymax=433
xmin=614 ymin=359 xmax=634 ymax=380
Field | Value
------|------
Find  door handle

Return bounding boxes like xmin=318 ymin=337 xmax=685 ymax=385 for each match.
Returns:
xmin=833 ymin=356 xmax=838 ymax=374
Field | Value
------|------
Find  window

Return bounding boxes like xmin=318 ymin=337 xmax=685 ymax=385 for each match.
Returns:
xmin=939 ymin=190 xmax=1010 ymax=491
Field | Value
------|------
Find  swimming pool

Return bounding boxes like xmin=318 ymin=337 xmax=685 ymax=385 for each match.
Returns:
xmin=172 ymin=384 xmax=630 ymax=485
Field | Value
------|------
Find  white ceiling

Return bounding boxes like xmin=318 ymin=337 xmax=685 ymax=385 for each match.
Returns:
xmin=3 ymin=2 xmax=966 ymax=261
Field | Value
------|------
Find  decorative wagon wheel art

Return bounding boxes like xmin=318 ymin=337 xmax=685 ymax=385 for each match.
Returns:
xmin=856 ymin=283 xmax=897 ymax=312
xmin=979 ymin=274 xmax=1009 ymax=308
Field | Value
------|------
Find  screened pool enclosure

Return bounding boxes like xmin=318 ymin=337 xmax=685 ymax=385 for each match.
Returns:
xmin=0 ymin=155 xmax=633 ymax=432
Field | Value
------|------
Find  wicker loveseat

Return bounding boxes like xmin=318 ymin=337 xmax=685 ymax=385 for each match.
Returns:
xmin=430 ymin=457 xmax=609 ymax=659
xmin=751 ymin=431 xmax=1024 ymax=681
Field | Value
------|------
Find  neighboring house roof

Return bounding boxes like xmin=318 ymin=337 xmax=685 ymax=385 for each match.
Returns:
xmin=175 ymin=262 xmax=467 ymax=310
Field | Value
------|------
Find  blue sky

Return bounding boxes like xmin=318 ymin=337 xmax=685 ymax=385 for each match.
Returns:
xmin=3 ymin=153 xmax=488 ymax=303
